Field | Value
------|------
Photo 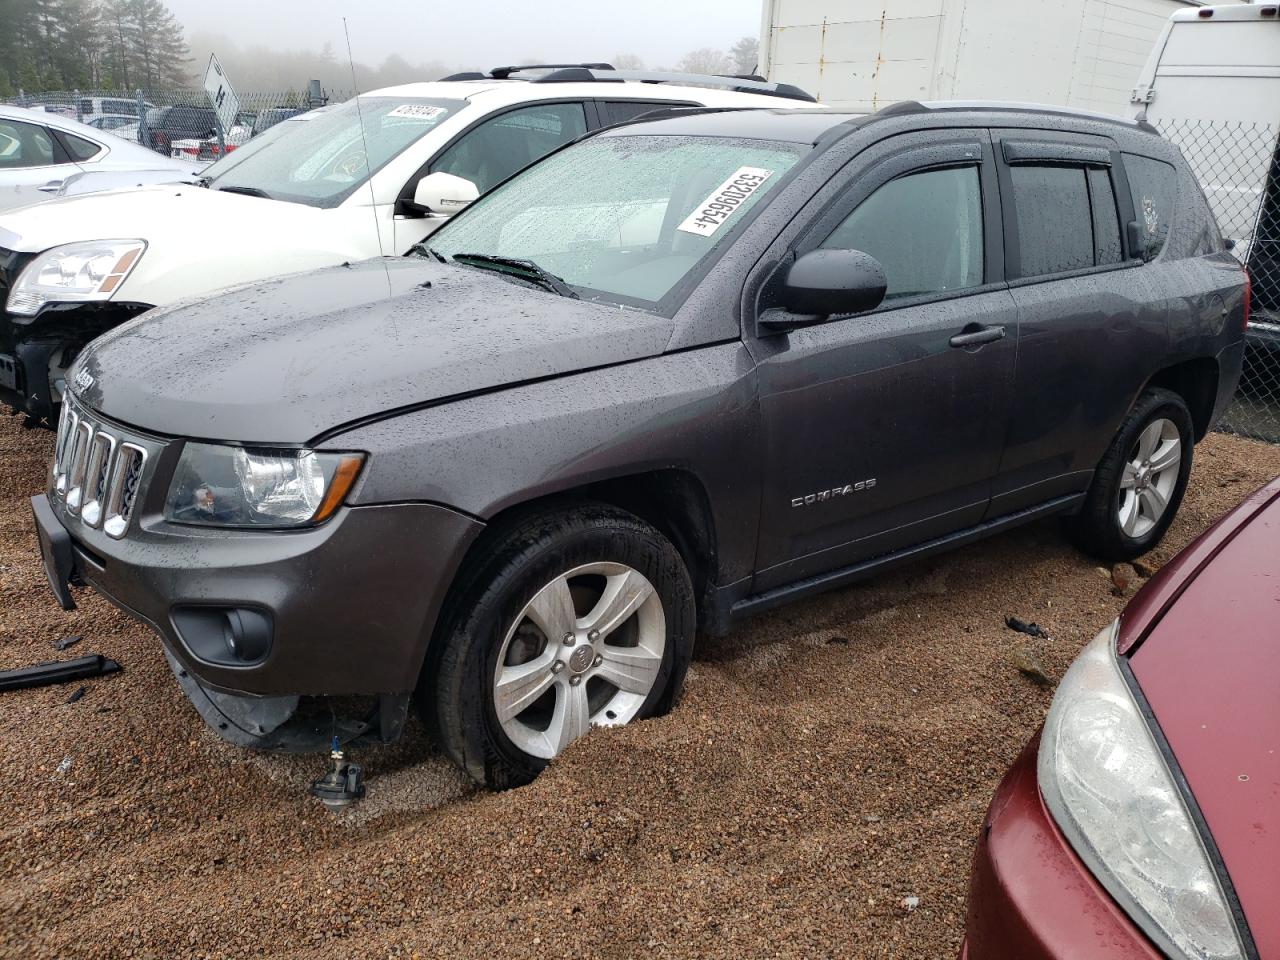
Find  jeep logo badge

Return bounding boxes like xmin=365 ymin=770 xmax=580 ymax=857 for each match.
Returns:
xmin=72 ymin=367 xmax=95 ymax=393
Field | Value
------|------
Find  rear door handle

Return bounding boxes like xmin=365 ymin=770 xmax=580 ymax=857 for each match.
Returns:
xmin=949 ymin=324 xmax=1006 ymax=348
xmin=37 ymin=181 xmax=63 ymax=193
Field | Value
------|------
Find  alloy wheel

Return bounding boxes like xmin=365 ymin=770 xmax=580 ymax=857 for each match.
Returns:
xmin=1117 ymin=417 xmax=1181 ymax=539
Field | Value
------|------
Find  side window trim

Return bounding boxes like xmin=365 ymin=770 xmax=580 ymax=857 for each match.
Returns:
xmin=994 ymin=129 xmax=1144 ymax=283
xmin=793 ymin=131 xmax=1005 ymax=301
xmin=393 ymin=99 xmax=593 ymax=213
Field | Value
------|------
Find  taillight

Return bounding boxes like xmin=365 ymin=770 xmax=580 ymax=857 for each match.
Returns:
xmin=1242 ymin=269 xmax=1251 ymax=333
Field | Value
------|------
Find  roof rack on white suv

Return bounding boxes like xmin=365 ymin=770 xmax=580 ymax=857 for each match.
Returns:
xmin=439 ymin=63 xmax=817 ymax=103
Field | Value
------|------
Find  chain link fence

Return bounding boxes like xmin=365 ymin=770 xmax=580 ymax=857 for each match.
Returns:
xmin=1159 ymin=118 xmax=1280 ymax=444
xmin=3 ymin=86 xmax=349 ymax=161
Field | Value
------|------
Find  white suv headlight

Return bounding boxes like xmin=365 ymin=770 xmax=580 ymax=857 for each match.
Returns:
xmin=1038 ymin=622 xmax=1247 ymax=960
xmin=8 ymin=240 xmax=147 ymax=316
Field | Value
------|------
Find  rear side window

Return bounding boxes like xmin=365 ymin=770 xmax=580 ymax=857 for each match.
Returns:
xmin=60 ymin=132 xmax=102 ymax=161
xmin=822 ymin=165 xmax=984 ymax=300
xmin=1123 ymin=154 xmax=1177 ymax=259
xmin=1010 ymin=166 xmax=1094 ymax=276
xmin=600 ymin=101 xmax=693 ymax=125
xmin=0 ymin=119 xmax=57 ymax=168
xmin=1088 ymin=168 xmax=1122 ymax=265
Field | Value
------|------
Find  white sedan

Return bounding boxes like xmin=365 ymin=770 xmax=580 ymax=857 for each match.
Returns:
xmin=0 ymin=104 xmax=199 ymax=211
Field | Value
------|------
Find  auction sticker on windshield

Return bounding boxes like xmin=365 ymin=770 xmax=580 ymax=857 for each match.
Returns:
xmin=388 ymin=104 xmax=447 ymax=121
xmin=677 ymin=167 xmax=774 ymax=238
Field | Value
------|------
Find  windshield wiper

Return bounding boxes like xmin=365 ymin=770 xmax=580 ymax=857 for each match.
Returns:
xmin=214 ymin=185 xmax=272 ymax=200
xmin=450 ymin=253 xmax=579 ymax=299
xmin=412 ymin=244 xmax=448 ymax=263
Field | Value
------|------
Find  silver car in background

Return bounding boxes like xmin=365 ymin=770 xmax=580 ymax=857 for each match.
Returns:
xmin=0 ymin=104 xmax=197 ymax=211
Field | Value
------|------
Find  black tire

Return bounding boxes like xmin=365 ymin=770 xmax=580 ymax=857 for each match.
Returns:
xmin=1068 ymin=387 xmax=1194 ymax=561
xmin=422 ymin=503 xmax=696 ymax=790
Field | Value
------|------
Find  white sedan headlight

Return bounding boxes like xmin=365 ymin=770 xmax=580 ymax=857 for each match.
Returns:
xmin=8 ymin=240 xmax=147 ymax=316
xmin=1039 ymin=622 xmax=1247 ymax=960
xmin=164 ymin=442 xmax=364 ymax=528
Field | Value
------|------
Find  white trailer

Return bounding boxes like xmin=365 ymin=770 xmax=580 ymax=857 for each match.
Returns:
xmin=759 ymin=0 xmax=1219 ymax=115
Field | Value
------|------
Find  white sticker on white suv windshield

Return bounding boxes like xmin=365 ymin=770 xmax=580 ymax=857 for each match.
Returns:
xmin=676 ymin=167 xmax=774 ymax=238
xmin=387 ymin=104 xmax=446 ymax=121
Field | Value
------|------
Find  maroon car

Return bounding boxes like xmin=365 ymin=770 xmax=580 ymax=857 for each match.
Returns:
xmin=964 ymin=475 xmax=1280 ymax=960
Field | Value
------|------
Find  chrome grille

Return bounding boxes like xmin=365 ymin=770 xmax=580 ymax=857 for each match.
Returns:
xmin=51 ymin=397 xmax=150 ymax=540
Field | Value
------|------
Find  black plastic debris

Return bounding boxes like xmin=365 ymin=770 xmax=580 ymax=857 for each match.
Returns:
xmin=1005 ymin=616 xmax=1049 ymax=639
xmin=55 ymin=635 xmax=82 ymax=651
xmin=65 ymin=685 xmax=87 ymax=704
xmin=0 ymin=655 xmax=122 ymax=692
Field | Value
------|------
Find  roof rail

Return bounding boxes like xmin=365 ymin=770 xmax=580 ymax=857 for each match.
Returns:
xmin=489 ymin=62 xmax=615 ymax=80
xmin=911 ymin=100 xmax=1161 ymax=136
xmin=531 ymin=68 xmax=817 ymax=103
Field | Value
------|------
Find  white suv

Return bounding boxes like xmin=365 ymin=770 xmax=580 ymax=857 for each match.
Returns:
xmin=0 ymin=66 xmax=815 ymax=421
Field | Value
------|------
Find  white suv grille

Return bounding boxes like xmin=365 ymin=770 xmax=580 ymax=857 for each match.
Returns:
xmin=51 ymin=398 xmax=149 ymax=539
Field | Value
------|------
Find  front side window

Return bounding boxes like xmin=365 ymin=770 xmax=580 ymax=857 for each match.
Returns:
xmin=431 ymin=102 xmax=588 ymax=195
xmin=202 ymin=96 xmax=462 ymax=208
xmin=428 ymin=134 xmax=804 ymax=307
xmin=0 ymin=120 xmax=57 ymax=169
xmin=1010 ymin=165 xmax=1096 ymax=277
xmin=821 ymin=165 xmax=984 ymax=300
xmin=1123 ymin=154 xmax=1177 ymax=259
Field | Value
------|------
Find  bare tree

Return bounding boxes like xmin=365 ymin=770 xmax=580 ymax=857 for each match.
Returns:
xmin=730 ymin=36 xmax=759 ymax=75
xmin=611 ymin=53 xmax=645 ymax=71
xmin=676 ymin=48 xmax=733 ymax=76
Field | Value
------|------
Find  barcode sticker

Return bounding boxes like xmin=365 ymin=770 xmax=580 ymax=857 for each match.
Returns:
xmin=676 ymin=167 xmax=774 ymax=238
xmin=387 ymin=104 xmax=447 ymax=121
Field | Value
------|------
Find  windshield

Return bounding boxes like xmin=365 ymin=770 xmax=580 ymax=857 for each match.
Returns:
xmin=428 ymin=135 xmax=804 ymax=307
xmin=202 ymin=96 xmax=463 ymax=208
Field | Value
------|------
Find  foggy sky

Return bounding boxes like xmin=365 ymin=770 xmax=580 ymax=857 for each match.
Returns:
xmin=164 ymin=0 xmax=765 ymax=71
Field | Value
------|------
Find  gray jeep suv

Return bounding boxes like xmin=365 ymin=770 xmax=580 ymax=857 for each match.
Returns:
xmin=32 ymin=103 xmax=1247 ymax=789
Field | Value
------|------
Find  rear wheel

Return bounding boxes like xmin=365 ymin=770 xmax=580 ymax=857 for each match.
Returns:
xmin=424 ymin=504 xmax=695 ymax=789
xmin=1069 ymin=387 xmax=1194 ymax=561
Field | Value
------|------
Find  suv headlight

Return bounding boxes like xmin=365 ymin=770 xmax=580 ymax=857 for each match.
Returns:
xmin=1038 ymin=622 xmax=1246 ymax=960
xmin=164 ymin=443 xmax=364 ymax=528
xmin=8 ymin=240 xmax=147 ymax=316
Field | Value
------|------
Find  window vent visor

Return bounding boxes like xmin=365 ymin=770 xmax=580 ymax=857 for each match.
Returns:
xmin=1002 ymin=140 xmax=1112 ymax=167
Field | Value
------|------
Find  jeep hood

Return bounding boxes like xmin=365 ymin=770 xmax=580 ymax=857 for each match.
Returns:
xmin=72 ymin=257 xmax=676 ymax=443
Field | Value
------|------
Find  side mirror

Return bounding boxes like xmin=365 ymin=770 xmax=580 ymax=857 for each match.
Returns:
xmin=413 ymin=171 xmax=480 ymax=215
xmin=763 ymin=250 xmax=887 ymax=329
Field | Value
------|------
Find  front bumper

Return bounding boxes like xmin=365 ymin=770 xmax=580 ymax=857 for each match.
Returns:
xmin=961 ymin=735 xmax=1161 ymax=959
xmin=33 ymin=490 xmax=484 ymax=700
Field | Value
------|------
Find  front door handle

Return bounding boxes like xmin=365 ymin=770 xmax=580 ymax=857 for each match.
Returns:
xmin=949 ymin=324 xmax=1006 ymax=348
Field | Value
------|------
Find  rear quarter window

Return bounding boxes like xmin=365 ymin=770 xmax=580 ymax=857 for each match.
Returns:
xmin=1123 ymin=154 xmax=1177 ymax=259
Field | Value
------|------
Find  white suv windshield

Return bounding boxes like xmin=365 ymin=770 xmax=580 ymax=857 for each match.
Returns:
xmin=202 ymin=97 xmax=463 ymax=208
xmin=428 ymin=135 xmax=804 ymax=307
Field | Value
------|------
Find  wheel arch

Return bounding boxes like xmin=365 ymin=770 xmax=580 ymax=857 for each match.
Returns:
xmin=418 ymin=467 xmax=720 ymax=690
xmin=1142 ymin=356 xmax=1219 ymax=441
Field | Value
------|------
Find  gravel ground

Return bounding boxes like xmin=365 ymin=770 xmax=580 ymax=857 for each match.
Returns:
xmin=2 ymin=412 xmax=1278 ymax=960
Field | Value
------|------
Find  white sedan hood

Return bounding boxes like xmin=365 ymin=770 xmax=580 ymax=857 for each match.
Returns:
xmin=0 ymin=184 xmax=382 ymax=307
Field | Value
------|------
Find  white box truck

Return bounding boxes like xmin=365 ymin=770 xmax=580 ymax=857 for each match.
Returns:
xmin=1129 ymin=2 xmax=1279 ymax=341
xmin=759 ymin=0 xmax=1218 ymax=115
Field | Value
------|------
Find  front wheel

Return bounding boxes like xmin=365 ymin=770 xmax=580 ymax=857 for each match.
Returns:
xmin=424 ymin=504 xmax=696 ymax=789
xmin=1068 ymin=387 xmax=1194 ymax=561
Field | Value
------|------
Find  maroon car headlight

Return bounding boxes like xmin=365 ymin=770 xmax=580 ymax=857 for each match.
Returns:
xmin=1038 ymin=622 xmax=1246 ymax=960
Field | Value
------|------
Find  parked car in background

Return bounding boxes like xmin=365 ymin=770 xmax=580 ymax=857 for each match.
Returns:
xmin=0 ymin=104 xmax=194 ymax=212
xmin=30 ymin=103 xmax=1246 ymax=792
xmin=963 ymin=474 xmax=1280 ymax=960
xmin=1131 ymin=1 xmax=1280 ymax=359
xmin=84 ymin=114 xmax=138 ymax=134
xmin=76 ymin=96 xmax=152 ymax=125
xmin=251 ymin=106 xmax=304 ymax=136
xmin=139 ymin=104 xmax=218 ymax=154
xmin=0 ymin=65 xmax=816 ymax=421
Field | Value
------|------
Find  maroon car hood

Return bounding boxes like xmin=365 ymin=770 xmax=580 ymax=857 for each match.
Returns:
xmin=1128 ymin=481 xmax=1280 ymax=957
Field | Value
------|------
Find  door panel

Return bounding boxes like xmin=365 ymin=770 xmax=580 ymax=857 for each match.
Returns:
xmin=988 ymin=128 xmax=1170 ymax=515
xmin=749 ymin=131 xmax=1018 ymax=590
